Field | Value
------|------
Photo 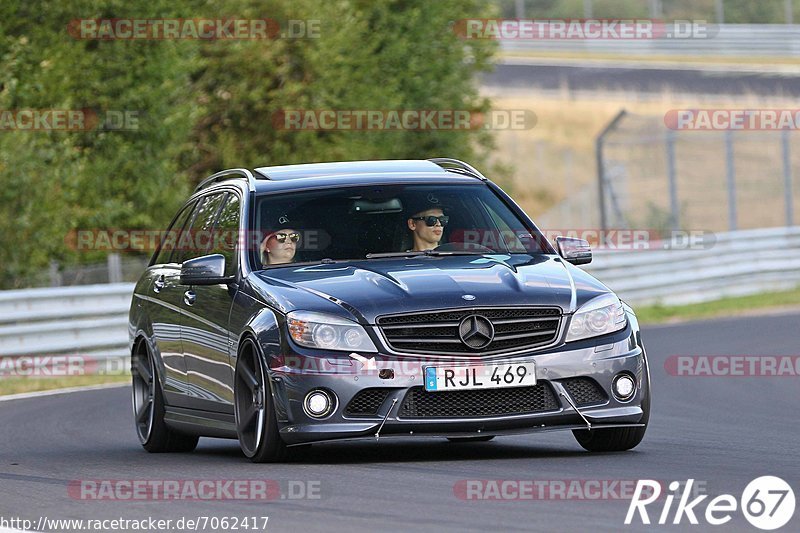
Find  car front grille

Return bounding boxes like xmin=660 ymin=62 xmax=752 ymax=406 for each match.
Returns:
xmin=561 ymin=377 xmax=608 ymax=406
xmin=344 ymin=388 xmax=392 ymax=417
xmin=398 ymin=384 xmax=560 ymax=418
xmin=377 ymin=307 xmax=562 ymax=355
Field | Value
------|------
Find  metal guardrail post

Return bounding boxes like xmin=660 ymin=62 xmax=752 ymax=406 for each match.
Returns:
xmin=107 ymin=253 xmax=122 ymax=284
xmin=725 ymin=130 xmax=738 ymax=231
xmin=596 ymin=110 xmax=627 ymax=231
xmin=48 ymin=261 xmax=61 ymax=287
xmin=665 ymin=130 xmax=679 ymax=230
xmin=583 ymin=0 xmax=593 ymax=18
xmin=515 ymin=0 xmax=525 ymax=18
xmin=648 ymin=0 xmax=663 ymax=18
xmin=783 ymin=130 xmax=794 ymax=226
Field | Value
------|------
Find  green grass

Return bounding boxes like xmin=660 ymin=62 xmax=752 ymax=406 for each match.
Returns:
xmin=635 ymin=287 xmax=800 ymax=324
xmin=0 ymin=373 xmax=130 ymax=397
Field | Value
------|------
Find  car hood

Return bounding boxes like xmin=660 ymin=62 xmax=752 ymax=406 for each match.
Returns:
xmin=251 ymin=255 xmax=612 ymax=324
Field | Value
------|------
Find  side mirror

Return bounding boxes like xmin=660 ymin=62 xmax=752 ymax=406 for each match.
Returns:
xmin=180 ymin=254 xmax=232 ymax=285
xmin=555 ymin=236 xmax=592 ymax=265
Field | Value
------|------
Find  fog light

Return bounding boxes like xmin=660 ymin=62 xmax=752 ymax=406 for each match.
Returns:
xmin=613 ymin=373 xmax=636 ymax=401
xmin=303 ymin=389 xmax=335 ymax=418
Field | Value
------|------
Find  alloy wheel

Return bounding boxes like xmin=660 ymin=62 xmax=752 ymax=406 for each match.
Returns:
xmin=234 ymin=344 xmax=267 ymax=457
xmin=132 ymin=348 xmax=156 ymax=444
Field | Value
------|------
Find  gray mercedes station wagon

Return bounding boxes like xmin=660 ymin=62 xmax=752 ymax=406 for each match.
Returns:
xmin=129 ymin=159 xmax=650 ymax=462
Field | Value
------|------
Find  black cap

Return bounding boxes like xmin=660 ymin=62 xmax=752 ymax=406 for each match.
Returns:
xmin=264 ymin=212 xmax=303 ymax=236
xmin=404 ymin=193 xmax=448 ymax=218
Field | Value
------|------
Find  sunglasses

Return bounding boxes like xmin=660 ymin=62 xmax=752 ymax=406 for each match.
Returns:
xmin=271 ymin=232 xmax=300 ymax=243
xmin=411 ymin=215 xmax=449 ymax=227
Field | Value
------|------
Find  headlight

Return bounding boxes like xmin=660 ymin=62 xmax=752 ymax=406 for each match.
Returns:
xmin=565 ymin=294 xmax=626 ymax=342
xmin=286 ymin=311 xmax=378 ymax=352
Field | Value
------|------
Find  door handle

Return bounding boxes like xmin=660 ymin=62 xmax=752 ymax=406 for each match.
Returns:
xmin=153 ymin=275 xmax=165 ymax=293
xmin=183 ymin=289 xmax=196 ymax=306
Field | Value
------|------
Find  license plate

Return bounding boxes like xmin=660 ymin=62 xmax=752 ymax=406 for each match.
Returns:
xmin=424 ymin=362 xmax=536 ymax=392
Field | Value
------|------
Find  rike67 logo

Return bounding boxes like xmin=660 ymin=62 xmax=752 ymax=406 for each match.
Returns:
xmin=626 ymin=477 xmax=796 ymax=530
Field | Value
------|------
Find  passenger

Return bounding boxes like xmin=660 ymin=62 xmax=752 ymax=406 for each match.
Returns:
xmin=260 ymin=216 xmax=301 ymax=265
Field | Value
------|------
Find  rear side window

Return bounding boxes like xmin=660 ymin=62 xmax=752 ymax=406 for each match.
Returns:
xmin=174 ymin=193 xmax=226 ymax=264
xmin=152 ymin=201 xmax=196 ymax=266
xmin=210 ymin=193 xmax=241 ymax=277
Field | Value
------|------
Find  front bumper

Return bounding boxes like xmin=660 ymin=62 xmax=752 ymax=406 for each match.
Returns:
xmin=267 ymin=326 xmax=648 ymax=445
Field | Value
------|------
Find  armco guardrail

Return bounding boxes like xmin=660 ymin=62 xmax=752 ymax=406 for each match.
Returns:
xmin=501 ymin=24 xmax=800 ymax=58
xmin=586 ymin=226 xmax=800 ymax=306
xmin=0 ymin=283 xmax=134 ymax=359
xmin=0 ymin=226 xmax=798 ymax=365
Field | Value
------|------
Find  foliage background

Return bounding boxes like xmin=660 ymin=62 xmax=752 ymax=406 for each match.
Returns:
xmin=0 ymin=0 xmax=497 ymax=288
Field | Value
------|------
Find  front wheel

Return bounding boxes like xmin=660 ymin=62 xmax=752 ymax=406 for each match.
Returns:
xmin=573 ymin=353 xmax=651 ymax=452
xmin=234 ymin=339 xmax=288 ymax=463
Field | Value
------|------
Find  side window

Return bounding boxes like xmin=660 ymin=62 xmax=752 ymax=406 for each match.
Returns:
xmin=175 ymin=193 xmax=226 ymax=264
xmin=152 ymin=201 xmax=196 ymax=266
xmin=210 ymin=194 xmax=241 ymax=277
xmin=483 ymin=203 xmax=528 ymax=253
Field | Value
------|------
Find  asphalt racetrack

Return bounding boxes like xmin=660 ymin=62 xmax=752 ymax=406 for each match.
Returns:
xmin=1 ymin=312 xmax=798 ymax=532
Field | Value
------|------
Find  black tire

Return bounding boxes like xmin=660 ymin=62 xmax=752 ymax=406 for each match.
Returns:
xmin=572 ymin=423 xmax=647 ymax=452
xmin=234 ymin=339 xmax=289 ymax=463
xmin=132 ymin=343 xmax=199 ymax=453
xmin=447 ymin=436 xmax=495 ymax=442
xmin=573 ymin=353 xmax=651 ymax=452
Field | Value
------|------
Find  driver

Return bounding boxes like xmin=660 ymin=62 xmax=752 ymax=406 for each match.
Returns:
xmin=406 ymin=205 xmax=448 ymax=251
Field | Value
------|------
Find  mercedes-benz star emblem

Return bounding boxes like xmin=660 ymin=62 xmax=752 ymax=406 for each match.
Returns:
xmin=458 ymin=315 xmax=495 ymax=349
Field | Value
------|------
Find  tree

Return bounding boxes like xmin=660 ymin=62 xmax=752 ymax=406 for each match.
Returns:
xmin=181 ymin=0 xmax=498 ymax=184
xmin=0 ymin=0 xmax=498 ymax=288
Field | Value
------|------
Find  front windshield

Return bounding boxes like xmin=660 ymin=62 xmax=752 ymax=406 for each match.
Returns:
xmin=252 ymin=183 xmax=549 ymax=268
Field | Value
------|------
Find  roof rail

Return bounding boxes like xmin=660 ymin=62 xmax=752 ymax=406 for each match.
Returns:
xmin=194 ymin=168 xmax=257 ymax=193
xmin=253 ymin=160 xmax=442 ymax=181
xmin=427 ymin=158 xmax=487 ymax=180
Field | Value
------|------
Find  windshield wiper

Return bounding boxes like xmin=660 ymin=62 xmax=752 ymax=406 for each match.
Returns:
xmin=365 ymin=250 xmax=486 ymax=259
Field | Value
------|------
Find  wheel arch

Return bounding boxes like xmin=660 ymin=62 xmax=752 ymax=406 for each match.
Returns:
xmin=235 ymin=306 xmax=282 ymax=369
xmin=235 ymin=307 xmax=288 ymax=422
